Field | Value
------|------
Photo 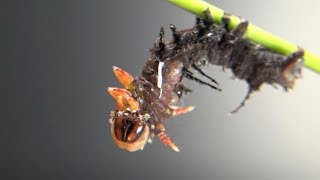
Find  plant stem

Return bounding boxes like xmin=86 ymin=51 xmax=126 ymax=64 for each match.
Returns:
xmin=167 ymin=0 xmax=320 ymax=73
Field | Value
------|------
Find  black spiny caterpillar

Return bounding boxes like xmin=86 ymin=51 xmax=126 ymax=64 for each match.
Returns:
xmin=107 ymin=9 xmax=304 ymax=152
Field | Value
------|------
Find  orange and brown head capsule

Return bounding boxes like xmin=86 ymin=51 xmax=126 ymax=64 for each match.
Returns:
xmin=107 ymin=87 xmax=150 ymax=151
xmin=110 ymin=110 xmax=150 ymax=152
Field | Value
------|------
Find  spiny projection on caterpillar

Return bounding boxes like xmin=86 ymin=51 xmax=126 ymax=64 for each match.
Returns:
xmin=107 ymin=9 xmax=304 ymax=152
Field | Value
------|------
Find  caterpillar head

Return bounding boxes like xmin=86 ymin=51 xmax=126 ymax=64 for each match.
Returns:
xmin=107 ymin=87 xmax=150 ymax=152
xmin=109 ymin=110 xmax=150 ymax=152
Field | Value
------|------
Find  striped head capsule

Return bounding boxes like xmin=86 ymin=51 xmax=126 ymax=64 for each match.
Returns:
xmin=110 ymin=110 xmax=150 ymax=152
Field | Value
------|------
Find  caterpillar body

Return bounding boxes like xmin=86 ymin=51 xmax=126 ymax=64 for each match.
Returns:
xmin=107 ymin=10 xmax=304 ymax=152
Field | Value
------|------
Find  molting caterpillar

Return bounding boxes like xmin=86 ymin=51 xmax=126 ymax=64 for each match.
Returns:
xmin=107 ymin=9 xmax=304 ymax=152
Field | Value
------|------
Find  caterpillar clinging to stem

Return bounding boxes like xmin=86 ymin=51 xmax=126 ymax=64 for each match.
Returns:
xmin=107 ymin=9 xmax=304 ymax=152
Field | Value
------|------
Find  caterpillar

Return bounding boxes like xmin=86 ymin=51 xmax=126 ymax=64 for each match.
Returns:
xmin=107 ymin=9 xmax=304 ymax=152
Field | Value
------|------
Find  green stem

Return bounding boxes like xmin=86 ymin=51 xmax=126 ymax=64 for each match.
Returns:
xmin=167 ymin=0 xmax=320 ymax=73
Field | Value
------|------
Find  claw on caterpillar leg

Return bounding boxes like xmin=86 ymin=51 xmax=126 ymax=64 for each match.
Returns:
xmin=112 ymin=66 xmax=134 ymax=89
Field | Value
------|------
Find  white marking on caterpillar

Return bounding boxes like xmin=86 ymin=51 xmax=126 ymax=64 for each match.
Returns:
xmin=157 ymin=61 xmax=164 ymax=98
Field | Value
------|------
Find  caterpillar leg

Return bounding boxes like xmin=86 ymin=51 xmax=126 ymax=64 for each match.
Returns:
xmin=194 ymin=8 xmax=213 ymax=38
xmin=203 ymin=8 xmax=214 ymax=26
xmin=170 ymin=105 xmax=194 ymax=116
xmin=231 ymin=20 xmax=249 ymax=37
xmin=156 ymin=123 xmax=179 ymax=152
xmin=157 ymin=131 xmax=180 ymax=152
xmin=221 ymin=12 xmax=231 ymax=30
xmin=195 ymin=16 xmax=205 ymax=27
xmin=195 ymin=17 xmax=207 ymax=38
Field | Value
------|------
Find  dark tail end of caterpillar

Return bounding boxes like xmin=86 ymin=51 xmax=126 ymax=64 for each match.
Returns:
xmin=230 ymin=48 xmax=304 ymax=114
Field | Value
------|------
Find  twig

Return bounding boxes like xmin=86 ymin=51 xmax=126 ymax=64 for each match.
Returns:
xmin=167 ymin=0 xmax=320 ymax=73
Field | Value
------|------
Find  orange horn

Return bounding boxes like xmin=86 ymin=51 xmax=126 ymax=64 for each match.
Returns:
xmin=112 ymin=66 xmax=134 ymax=89
xmin=107 ymin=87 xmax=139 ymax=111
